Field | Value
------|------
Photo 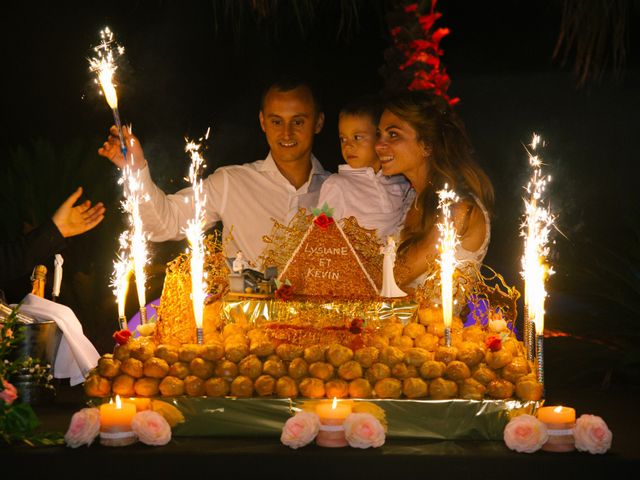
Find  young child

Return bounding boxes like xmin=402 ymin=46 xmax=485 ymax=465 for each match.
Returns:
xmin=317 ymin=95 xmax=413 ymax=241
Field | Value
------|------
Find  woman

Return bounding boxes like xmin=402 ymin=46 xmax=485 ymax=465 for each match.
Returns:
xmin=375 ymin=91 xmax=494 ymax=290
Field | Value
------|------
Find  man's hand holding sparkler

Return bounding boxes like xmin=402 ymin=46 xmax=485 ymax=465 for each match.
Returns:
xmin=99 ymin=125 xmax=146 ymax=171
xmin=52 ymin=187 xmax=106 ymax=238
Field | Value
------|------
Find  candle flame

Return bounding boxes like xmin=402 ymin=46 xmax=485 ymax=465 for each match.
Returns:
xmin=115 ymin=395 xmax=122 ymax=409
xmin=331 ymin=397 xmax=338 ymax=409
xmin=437 ymin=185 xmax=460 ymax=329
xmin=184 ymin=134 xmax=209 ymax=330
xmin=88 ymin=27 xmax=124 ymax=110
xmin=521 ymin=133 xmax=555 ymax=334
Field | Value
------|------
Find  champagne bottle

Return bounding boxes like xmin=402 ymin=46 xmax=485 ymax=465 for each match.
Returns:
xmin=30 ymin=265 xmax=47 ymax=298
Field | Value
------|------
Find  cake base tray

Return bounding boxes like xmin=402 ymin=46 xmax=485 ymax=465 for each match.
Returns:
xmin=92 ymin=397 xmax=540 ymax=440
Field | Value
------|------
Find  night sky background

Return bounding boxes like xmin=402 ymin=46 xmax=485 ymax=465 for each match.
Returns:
xmin=1 ymin=1 xmax=639 ymax=392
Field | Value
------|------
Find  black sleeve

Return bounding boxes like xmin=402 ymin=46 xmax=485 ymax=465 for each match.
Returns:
xmin=0 ymin=218 xmax=66 ymax=284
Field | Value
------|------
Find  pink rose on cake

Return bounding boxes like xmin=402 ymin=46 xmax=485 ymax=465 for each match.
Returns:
xmin=574 ymin=414 xmax=612 ymax=454
xmin=64 ymin=407 xmax=101 ymax=448
xmin=343 ymin=412 xmax=385 ymax=448
xmin=131 ymin=410 xmax=172 ymax=446
xmin=503 ymin=414 xmax=548 ymax=453
xmin=281 ymin=411 xmax=321 ymax=449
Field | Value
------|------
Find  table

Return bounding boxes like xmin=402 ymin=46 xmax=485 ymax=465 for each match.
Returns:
xmin=3 ymin=338 xmax=639 ymax=480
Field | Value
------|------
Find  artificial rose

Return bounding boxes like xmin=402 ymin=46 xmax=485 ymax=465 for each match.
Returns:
xmin=485 ymin=335 xmax=502 ymax=352
xmin=275 ymin=284 xmax=294 ymax=301
xmin=574 ymin=414 xmax=612 ymax=454
xmin=313 ymin=213 xmax=334 ymax=230
xmin=0 ymin=379 xmax=18 ymax=405
xmin=113 ymin=329 xmax=132 ymax=345
xmin=64 ymin=407 xmax=101 ymax=448
xmin=503 ymin=414 xmax=548 ymax=453
xmin=280 ymin=412 xmax=321 ymax=449
xmin=343 ymin=412 xmax=385 ymax=449
xmin=131 ymin=410 xmax=172 ymax=446
xmin=349 ymin=318 xmax=364 ymax=335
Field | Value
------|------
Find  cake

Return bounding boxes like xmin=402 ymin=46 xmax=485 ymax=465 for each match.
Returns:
xmin=85 ymin=207 xmax=542 ymax=405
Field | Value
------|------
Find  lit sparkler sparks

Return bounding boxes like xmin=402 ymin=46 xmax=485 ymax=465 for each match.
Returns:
xmin=184 ymin=129 xmax=210 ymax=344
xmin=111 ymin=231 xmax=133 ymax=330
xmin=520 ymin=133 xmax=555 ymax=386
xmin=119 ymin=162 xmax=150 ymax=325
xmin=437 ymin=184 xmax=460 ymax=347
xmin=88 ymin=27 xmax=127 ymax=155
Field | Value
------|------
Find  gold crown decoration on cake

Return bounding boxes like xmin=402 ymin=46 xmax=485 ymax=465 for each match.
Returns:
xmin=276 ymin=204 xmax=380 ymax=299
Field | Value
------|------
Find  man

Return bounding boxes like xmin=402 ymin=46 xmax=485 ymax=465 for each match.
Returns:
xmin=98 ymin=77 xmax=329 ymax=267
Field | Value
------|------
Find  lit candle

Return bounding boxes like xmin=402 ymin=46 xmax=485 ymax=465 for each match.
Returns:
xmin=537 ymin=405 xmax=576 ymax=452
xmin=99 ymin=395 xmax=137 ymax=446
xmin=315 ymin=398 xmax=352 ymax=448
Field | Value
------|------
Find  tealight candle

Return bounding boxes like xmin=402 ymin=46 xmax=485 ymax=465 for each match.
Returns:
xmin=315 ymin=398 xmax=352 ymax=448
xmin=537 ymin=405 xmax=576 ymax=452
xmin=100 ymin=395 xmax=137 ymax=447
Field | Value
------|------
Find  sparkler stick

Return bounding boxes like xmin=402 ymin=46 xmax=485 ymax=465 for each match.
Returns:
xmin=88 ymin=27 xmax=127 ymax=157
xmin=184 ymin=130 xmax=210 ymax=344
xmin=520 ymin=133 xmax=555 ymax=387
xmin=111 ymin=232 xmax=133 ymax=330
xmin=437 ymin=185 xmax=460 ymax=347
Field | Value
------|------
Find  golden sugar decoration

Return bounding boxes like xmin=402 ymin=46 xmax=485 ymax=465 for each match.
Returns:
xmin=155 ymin=231 xmax=229 ymax=345
xmin=259 ymin=209 xmax=312 ymax=272
xmin=466 ymin=265 xmax=521 ymax=328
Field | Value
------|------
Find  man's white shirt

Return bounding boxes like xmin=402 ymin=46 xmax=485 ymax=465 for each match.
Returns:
xmin=137 ymin=152 xmax=329 ymax=267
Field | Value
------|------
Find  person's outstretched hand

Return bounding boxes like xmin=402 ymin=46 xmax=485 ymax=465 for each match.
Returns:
xmin=98 ymin=125 xmax=146 ymax=171
xmin=52 ymin=187 xmax=106 ymax=238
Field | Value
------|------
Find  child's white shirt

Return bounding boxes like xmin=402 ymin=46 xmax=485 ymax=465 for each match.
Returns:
xmin=317 ymin=164 xmax=414 ymax=241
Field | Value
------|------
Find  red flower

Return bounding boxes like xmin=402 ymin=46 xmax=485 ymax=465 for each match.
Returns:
xmin=418 ymin=12 xmax=441 ymax=32
xmin=313 ymin=213 xmax=334 ymax=230
xmin=404 ymin=4 xmax=418 ymax=13
xmin=485 ymin=335 xmax=502 ymax=352
xmin=349 ymin=318 xmax=364 ymax=335
xmin=113 ymin=329 xmax=132 ymax=345
xmin=390 ymin=27 xmax=403 ymax=38
xmin=275 ymin=284 xmax=294 ymax=301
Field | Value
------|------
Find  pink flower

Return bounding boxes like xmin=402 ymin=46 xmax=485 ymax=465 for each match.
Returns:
xmin=131 ymin=410 xmax=172 ymax=446
xmin=280 ymin=412 xmax=320 ymax=449
xmin=503 ymin=414 xmax=548 ymax=453
xmin=574 ymin=414 xmax=612 ymax=454
xmin=0 ymin=379 xmax=18 ymax=405
xmin=64 ymin=408 xmax=100 ymax=448
xmin=343 ymin=413 xmax=385 ymax=449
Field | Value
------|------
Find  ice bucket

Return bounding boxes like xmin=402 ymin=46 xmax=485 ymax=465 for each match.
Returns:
xmin=10 ymin=321 xmax=62 ymax=405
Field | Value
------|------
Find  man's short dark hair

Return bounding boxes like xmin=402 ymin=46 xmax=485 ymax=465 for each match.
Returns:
xmin=260 ymin=74 xmax=323 ymax=113
xmin=339 ymin=94 xmax=383 ymax=125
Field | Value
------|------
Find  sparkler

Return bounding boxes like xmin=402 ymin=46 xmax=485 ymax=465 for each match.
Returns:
xmin=120 ymin=164 xmax=150 ymax=325
xmin=520 ymin=133 xmax=555 ymax=387
xmin=111 ymin=231 xmax=133 ymax=330
xmin=184 ymin=129 xmax=210 ymax=344
xmin=437 ymin=185 xmax=460 ymax=347
xmin=88 ymin=27 xmax=127 ymax=157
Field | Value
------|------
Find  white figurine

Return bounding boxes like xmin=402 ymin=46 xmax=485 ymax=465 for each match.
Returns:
xmin=380 ymin=236 xmax=406 ymax=298
xmin=232 ymin=251 xmax=248 ymax=273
